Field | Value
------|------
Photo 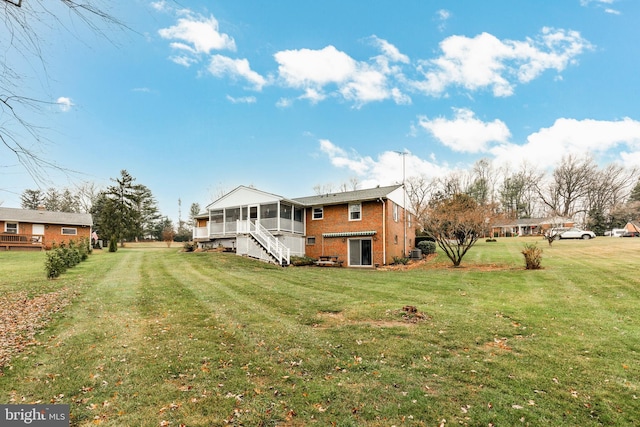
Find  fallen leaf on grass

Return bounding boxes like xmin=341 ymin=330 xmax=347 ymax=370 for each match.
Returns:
xmin=0 ymin=290 xmax=75 ymax=369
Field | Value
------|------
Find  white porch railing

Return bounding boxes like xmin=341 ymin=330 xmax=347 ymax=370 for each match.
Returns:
xmin=243 ymin=220 xmax=290 ymax=265
xmin=193 ymin=227 xmax=209 ymax=239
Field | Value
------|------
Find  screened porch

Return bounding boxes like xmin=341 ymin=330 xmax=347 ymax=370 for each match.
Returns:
xmin=194 ymin=202 xmax=304 ymax=239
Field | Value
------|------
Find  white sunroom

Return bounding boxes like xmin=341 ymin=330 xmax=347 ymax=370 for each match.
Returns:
xmin=193 ymin=186 xmax=306 ymax=264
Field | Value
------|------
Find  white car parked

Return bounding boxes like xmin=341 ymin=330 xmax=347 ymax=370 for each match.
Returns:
xmin=557 ymin=227 xmax=596 ymax=240
xmin=607 ymin=228 xmax=626 ymax=237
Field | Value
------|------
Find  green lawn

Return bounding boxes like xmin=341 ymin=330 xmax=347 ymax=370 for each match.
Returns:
xmin=0 ymin=238 xmax=639 ymax=426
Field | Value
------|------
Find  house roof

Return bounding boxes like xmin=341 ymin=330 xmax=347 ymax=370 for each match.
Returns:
xmin=204 ymin=185 xmax=302 ymax=211
xmin=492 ymin=218 xmax=544 ymax=227
xmin=627 ymin=221 xmax=640 ymax=231
xmin=0 ymin=207 xmax=93 ymax=226
xmin=292 ymin=184 xmax=403 ymax=206
xmin=492 ymin=216 xmax=574 ymax=227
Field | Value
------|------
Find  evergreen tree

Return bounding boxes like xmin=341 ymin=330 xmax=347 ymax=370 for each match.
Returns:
xmin=43 ymin=187 xmax=62 ymax=211
xmin=189 ymin=203 xmax=201 ymax=227
xmin=91 ymin=170 xmax=161 ymax=245
xmin=20 ymin=189 xmax=44 ymax=210
xmin=133 ymin=184 xmax=161 ymax=240
xmin=59 ymin=188 xmax=79 ymax=213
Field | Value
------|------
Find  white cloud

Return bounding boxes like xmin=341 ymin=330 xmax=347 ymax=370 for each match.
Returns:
xmin=150 ymin=1 xmax=170 ymax=12
xmin=580 ymin=0 xmax=614 ymax=6
xmin=275 ymin=98 xmax=293 ymax=108
xmin=369 ymin=36 xmax=410 ymax=64
xmin=491 ymin=117 xmax=640 ymax=169
xmin=208 ymin=55 xmax=267 ymax=91
xmin=226 ymin=95 xmax=257 ymax=104
xmin=274 ymin=40 xmax=411 ymax=106
xmin=168 ymin=55 xmax=198 ymax=67
xmin=318 ymin=140 xmax=449 ymax=186
xmin=318 ymin=117 xmax=640 ymax=189
xmin=436 ymin=9 xmax=451 ymax=31
xmin=413 ymin=28 xmax=592 ymax=97
xmin=56 ymin=97 xmax=73 ymax=112
xmin=418 ymin=108 xmax=511 ymax=153
xmin=275 ymin=45 xmax=357 ymax=88
xmin=319 ymin=139 xmax=374 ymax=175
xmin=580 ymin=0 xmax=620 ymax=14
xmin=158 ymin=13 xmax=236 ymax=59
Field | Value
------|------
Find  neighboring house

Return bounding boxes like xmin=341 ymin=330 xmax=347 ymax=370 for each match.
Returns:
xmin=0 ymin=207 xmax=93 ymax=251
xmin=193 ymin=184 xmax=415 ymax=267
xmin=625 ymin=221 xmax=640 ymax=233
xmin=491 ymin=217 xmax=575 ymax=237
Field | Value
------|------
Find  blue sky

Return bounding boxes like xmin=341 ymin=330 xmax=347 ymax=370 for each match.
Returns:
xmin=2 ymin=0 xmax=640 ymax=222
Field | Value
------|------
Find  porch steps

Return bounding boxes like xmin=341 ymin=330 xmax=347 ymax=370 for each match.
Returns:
xmin=247 ymin=221 xmax=291 ymax=266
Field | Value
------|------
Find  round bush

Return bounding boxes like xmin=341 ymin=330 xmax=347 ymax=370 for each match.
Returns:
xmin=417 ymin=240 xmax=437 ymax=255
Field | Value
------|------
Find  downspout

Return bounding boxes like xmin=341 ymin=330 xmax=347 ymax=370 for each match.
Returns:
xmin=379 ymin=198 xmax=386 ymax=265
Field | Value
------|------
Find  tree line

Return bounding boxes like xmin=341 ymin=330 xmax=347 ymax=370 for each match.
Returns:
xmin=406 ymin=155 xmax=640 ymax=236
xmin=19 ymin=170 xmax=200 ymax=244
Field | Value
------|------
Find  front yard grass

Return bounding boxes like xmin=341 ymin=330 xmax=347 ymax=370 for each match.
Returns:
xmin=0 ymin=238 xmax=639 ymax=426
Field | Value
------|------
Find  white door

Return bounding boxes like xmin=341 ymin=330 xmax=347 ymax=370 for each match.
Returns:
xmin=32 ymin=224 xmax=45 ymax=243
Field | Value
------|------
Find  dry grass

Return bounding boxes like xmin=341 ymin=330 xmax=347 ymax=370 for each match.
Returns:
xmin=0 ymin=238 xmax=639 ymax=426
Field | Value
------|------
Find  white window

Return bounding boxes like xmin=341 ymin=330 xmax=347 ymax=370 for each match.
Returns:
xmin=349 ymin=203 xmax=361 ymax=221
xmin=313 ymin=207 xmax=323 ymax=220
xmin=5 ymin=222 xmax=18 ymax=234
xmin=61 ymin=227 xmax=77 ymax=236
xmin=393 ymin=203 xmax=399 ymax=222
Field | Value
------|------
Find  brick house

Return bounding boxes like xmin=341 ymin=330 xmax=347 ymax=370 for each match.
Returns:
xmin=491 ymin=216 xmax=575 ymax=237
xmin=193 ymin=185 xmax=415 ymax=267
xmin=0 ymin=207 xmax=93 ymax=251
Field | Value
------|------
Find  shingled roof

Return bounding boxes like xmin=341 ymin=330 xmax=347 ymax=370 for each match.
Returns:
xmin=0 ymin=207 xmax=92 ymax=226
xmin=292 ymin=184 xmax=403 ymax=206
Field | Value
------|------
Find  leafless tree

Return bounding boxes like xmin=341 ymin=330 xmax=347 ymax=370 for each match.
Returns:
xmin=1 ymin=0 xmax=126 ymax=183
xmin=466 ymin=158 xmax=498 ymax=206
xmin=499 ymin=162 xmax=543 ymax=218
xmin=586 ymin=163 xmax=637 ymax=215
xmin=74 ymin=181 xmax=102 ymax=213
xmin=313 ymin=183 xmax=335 ymax=195
xmin=537 ymin=155 xmax=597 ymax=218
xmin=422 ymin=193 xmax=492 ymax=267
xmin=405 ymin=174 xmax=436 ymax=230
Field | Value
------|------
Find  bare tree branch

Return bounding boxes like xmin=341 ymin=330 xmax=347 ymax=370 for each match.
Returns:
xmin=1 ymin=1 xmax=128 ymax=186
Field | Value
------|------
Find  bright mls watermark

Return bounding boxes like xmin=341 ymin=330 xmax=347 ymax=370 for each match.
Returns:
xmin=0 ymin=405 xmax=69 ymax=426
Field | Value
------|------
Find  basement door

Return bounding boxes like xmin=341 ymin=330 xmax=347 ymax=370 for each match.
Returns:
xmin=348 ymin=238 xmax=372 ymax=267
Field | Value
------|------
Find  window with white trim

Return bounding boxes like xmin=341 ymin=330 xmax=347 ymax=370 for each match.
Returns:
xmin=393 ymin=203 xmax=399 ymax=222
xmin=61 ymin=227 xmax=77 ymax=236
xmin=313 ymin=207 xmax=323 ymax=220
xmin=349 ymin=203 xmax=361 ymax=221
xmin=5 ymin=222 xmax=18 ymax=234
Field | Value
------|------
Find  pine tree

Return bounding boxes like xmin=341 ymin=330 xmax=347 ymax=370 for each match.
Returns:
xmin=91 ymin=170 xmax=161 ymax=245
xmin=20 ymin=189 xmax=44 ymax=210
